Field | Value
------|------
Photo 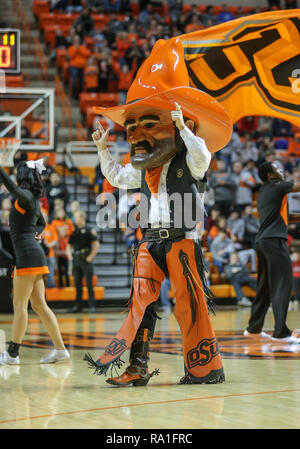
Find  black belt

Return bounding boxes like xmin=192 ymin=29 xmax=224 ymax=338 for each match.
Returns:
xmin=142 ymin=228 xmax=185 ymax=241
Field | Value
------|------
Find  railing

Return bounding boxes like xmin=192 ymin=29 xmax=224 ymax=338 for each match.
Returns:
xmin=13 ymin=0 xmax=33 ymax=56
xmin=55 ymin=75 xmax=73 ymax=142
xmin=32 ymin=37 xmax=49 ymax=86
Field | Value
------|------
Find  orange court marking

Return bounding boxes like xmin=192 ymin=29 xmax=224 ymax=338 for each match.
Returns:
xmin=1 ymin=388 xmax=300 ymax=425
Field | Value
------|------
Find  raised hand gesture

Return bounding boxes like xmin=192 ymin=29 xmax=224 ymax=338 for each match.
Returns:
xmin=92 ymin=121 xmax=111 ymax=152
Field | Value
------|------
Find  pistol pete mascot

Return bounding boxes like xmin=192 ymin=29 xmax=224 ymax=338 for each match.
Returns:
xmin=84 ymin=38 xmax=232 ymax=385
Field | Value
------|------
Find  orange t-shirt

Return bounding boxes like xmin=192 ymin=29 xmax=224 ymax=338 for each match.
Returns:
xmin=43 ymin=223 xmax=58 ymax=258
xmin=68 ymin=45 xmax=91 ymax=69
xmin=84 ymin=65 xmax=98 ymax=90
xmin=51 ymin=218 xmax=75 ymax=238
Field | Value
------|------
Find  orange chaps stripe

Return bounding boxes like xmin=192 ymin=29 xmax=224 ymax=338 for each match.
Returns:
xmin=87 ymin=239 xmax=224 ymax=381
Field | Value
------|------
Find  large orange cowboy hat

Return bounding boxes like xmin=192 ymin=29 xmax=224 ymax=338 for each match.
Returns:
xmin=93 ymin=37 xmax=232 ymax=153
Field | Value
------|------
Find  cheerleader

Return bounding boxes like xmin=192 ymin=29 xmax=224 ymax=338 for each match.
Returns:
xmin=0 ymin=159 xmax=70 ymax=365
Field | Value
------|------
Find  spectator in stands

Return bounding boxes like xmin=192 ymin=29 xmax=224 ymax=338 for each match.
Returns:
xmin=209 ymin=159 xmax=236 ymax=217
xmin=52 ymin=208 xmax=75 ymax=288
xmin=288 ymin=171 xmax=300 ymax=214
xmin=240 ymin=133 xmax=258 ymax=164
xmin=227 ymin=210 xmax=245 ymax=242
xmin=243 ymin=205 xmax=260 ymax=247
xmin=46 ymin=172 xmax=69 ymax=216
xmin=232 ymin=161 xmax=256 ymax=213
xmin=221 ymin=128 xmax=242 ymax=166
xmin=257 ymin=136 xmax=275 ymax=162
xmin=202 ymin=5 xmax=218 ymax=26
xmin=185 ymin=14 xmax=205 ymax=33
xmin=244 ymin=159 xmax=261 ymax=188
xmin=98 ymin=53 xmax=113 ymax=92
xmin=208 ymin=216 xmax=227 ymax=241
xmin=41 ymin=155 xmax=56 ymax=187
xmin=42 ymin=211 xmax=58 ymax=288
xmin=284 ymin=153 xmax=299 ymax=174
xmin=67 ymin=0 xmax=83 ymax=14
xmin=84 ymin=56 xmax=99 ymax=92
xmin=272 ymin=118 xmax=293 ymax=137
xmin=268 ymin=0 xmax=281 ymax=8
xmin=50 ymin=28 xmax=70 ymax=62
xmin=68 ymin=34 xmax=91 ymax=99
xmin=285 ymin=0 xmax=298 ymax=8
xmin=50 ymin=0 xmax=68 ymax=12
xmin=107 ymin=13 xmax=126 ymax=34
xmin=69 ymin=200 xmax=81 ymax=223
xmin=85 ymin=0 xmax=104 ymax=13
xmin=224 ymin=252 xmax=256 ymax=307
xmin=217 ymin=4 xmax=234 ymax=23
xmin=210 ymin=229 xmax=235 ymax=274
xmin=138 ymin=4 xmax=162 ymax=29
xmin=124 ymin=40 xmax=146 ymax=70
xmin=205 ymin=206 xmax=221 ymax=233
xmin=67 ymin=210 xmax=100 ymax=313
xmin=102 ymin=0 xmax=122 ymax=13
xmin=238 ymin=116 xmax=259 ymax=136
xmin=182 ymin=4 xmax=202 ymax=26
xmin=113 ymin=58 xmax=137 ymax=104
xmin=167 ymin=0 xmax=183 ymax=26
xmin=72 ymin=8 xmax=95 ymax=40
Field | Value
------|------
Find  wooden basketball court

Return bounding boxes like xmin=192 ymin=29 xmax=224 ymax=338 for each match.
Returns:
xmin=0 ymin=307 xmax=300 ymax=429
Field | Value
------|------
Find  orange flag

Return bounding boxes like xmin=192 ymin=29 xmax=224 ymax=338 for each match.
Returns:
xmin=179 ymin=9 xmax=300 ymax=126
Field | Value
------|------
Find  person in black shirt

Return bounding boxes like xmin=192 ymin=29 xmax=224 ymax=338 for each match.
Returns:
xmin=244 ymin=162 xmax=300 ymax=343
xmin=67 ymin=210 xmax=99 ymax=313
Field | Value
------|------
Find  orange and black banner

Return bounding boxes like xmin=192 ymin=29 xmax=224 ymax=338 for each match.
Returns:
xmin=179 ymin=10 xmax=300 ymax=126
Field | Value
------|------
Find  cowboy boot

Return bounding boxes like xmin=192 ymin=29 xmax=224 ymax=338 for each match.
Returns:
xmin=179 ymin=372 xmax=225 ymax=384
xmin=106 ymin=328 xmax=159 ymax=386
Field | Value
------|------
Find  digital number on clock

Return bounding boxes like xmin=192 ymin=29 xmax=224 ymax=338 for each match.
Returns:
xmin=0 ymin=29 xmax=21 ymax=74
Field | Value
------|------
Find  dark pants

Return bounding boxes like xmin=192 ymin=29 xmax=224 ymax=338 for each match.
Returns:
xmin=214 ymin=200 xmax=232 ymax=218
xmin=58 ymin=256 xmax=69 ymax=287
xmin=231 ymin=275 xmax=257 ymax=300
xmin=73 ymin=259 xmax=95 ymax=307
xmin=69 ymin=66 xmax=84 ymax=99
xmin=247 ymin=238 xmax=292 ymax=338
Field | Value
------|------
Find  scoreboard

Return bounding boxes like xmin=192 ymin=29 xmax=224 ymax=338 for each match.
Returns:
xmin=0 ymin=29 xmax=20 ymax=74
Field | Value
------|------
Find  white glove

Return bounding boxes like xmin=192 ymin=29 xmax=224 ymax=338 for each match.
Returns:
xmin=92 ymin=121 xmax=111 ymax=152
xmin=171 ymin=102 xmax=185 ymax=131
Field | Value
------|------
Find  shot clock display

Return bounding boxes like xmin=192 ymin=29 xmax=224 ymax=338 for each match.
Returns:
xmin=0 ymin=29 xmax=20 ymax=74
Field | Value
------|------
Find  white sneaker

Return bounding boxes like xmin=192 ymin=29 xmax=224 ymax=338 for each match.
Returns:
xmin=0 ymin=351 xmax=20 ymax=366
xmin=243 ymin=330 xmax=271 ymax=339
xmin=271 ymin=335 xmax=300 ymax=344
xmin=40 ymin=349 xmax=70 ymax=364
xmin=238 ymin=297 xmax=252 ymax=307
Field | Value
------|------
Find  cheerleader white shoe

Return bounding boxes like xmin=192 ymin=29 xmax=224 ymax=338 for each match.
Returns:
xmin=0 ymin=351 xmax=20 ymax=366
xmin=40 ymin=349 xmax=70 ymax=364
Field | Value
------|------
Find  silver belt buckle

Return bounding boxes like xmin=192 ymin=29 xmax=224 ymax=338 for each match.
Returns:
xmin=159 ymin=229 xmax=170 ymax=239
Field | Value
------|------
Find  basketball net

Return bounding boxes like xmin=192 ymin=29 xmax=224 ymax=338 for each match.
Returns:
xmin=0 ymin=138 xmax=21 ymax=167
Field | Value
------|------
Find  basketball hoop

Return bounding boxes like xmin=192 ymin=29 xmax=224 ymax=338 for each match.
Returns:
xmin=0 ymin=137 xmax=21 ymax=167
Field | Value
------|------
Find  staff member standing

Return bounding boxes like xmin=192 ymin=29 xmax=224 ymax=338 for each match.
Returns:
xmin=244 ymin=162 xmax=300 ymax=343
xmin=67 ymin=211 xmax=99 ymax=313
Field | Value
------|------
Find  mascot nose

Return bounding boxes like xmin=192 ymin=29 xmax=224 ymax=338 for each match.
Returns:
xmin=129 ymin=125 xmax=147 ymax=143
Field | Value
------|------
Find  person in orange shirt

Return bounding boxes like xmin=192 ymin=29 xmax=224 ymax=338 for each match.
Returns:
xmin=84 ymin=56 xmax=99 ymax=92
xmin=112 ymin=58 xmax=137 ymax=105
xmin=68 ymin=34 xmax=91 ymax=99
xmin=42 ymin=211 xmax=58 ymax=288
xmin=52 ymin=208 xmax=75 ymax=287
